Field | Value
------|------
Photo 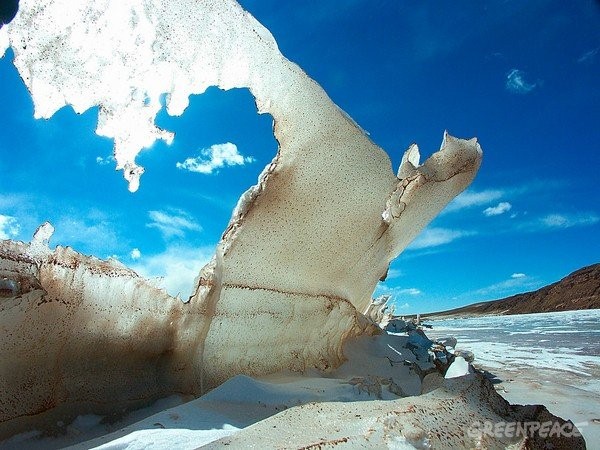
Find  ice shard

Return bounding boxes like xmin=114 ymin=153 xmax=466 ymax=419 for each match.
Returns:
xmin=1 ymin=0 xmax=485 ymax=440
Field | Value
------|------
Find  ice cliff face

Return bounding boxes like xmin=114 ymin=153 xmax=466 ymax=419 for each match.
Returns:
xmin=1 ymin=0 xmax=483 ymax=440
xmin=0 ymin=225 xmax=197 ymax=437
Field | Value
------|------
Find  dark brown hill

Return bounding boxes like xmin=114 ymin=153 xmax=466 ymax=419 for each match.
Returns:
xmin=424 ymin=263 xmax=600 ymax=318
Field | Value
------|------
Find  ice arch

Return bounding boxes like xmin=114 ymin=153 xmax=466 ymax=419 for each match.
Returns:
xmin=0 ymin=0 xmax=482 ymax=438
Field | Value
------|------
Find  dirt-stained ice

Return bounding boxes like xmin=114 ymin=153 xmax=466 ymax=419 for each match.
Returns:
xmin=0 ymin=1 xmax=586 ymax=448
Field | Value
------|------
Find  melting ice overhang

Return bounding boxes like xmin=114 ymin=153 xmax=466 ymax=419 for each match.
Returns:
xmin=0 ymin=0 xmax=482 ymax=433
xmin=0 ymin=0 xmax=481 ymax=303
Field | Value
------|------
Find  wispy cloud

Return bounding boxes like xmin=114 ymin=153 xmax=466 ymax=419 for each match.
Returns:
xmin=130 ymin=248 xmax=141 ymax=260
xmin=374 ymin=285 xmax=422 ymax=308
xmin=397 ymin=288 xmax=422 ymax=296
xmin=539 ymin=213 xmax=599 ymax=229
xmin=470 ymin=273 xmax=540 ymax=298
xmin=444 ymin=189 xmax=504 ymax=213
xmin=408 ymin=227 xmax=474 ymax=250
xmin=577 ymin=47 xmax=598 ymax=64
xmin=445 ymin=180 xmax=567 ymax=215
xmin=53 ymin=214 xmax=121 ymax=254
xmin=95 ymin=155 xmax=115 ymax=165
xmin=506 ymin=69 xmax=538 ymax=94
xmin=483 ymin=201 xmax=512 ymax=217
xmin=0 ymin=214 xmax=20 ymax=240
xmin=387 ymin=268 xmax=403 ymax=279
xmin=147 ymin=210 xmax=202 ymax=239
xmin=0 ymin=193 xmax=30 ymax=210
xmin=132 ymin=245 xmax=214 ymax=299
xmin=176 ymin=142 xmax=254 ymax=174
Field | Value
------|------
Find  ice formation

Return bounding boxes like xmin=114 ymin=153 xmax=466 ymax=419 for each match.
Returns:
xmin=364 ymin=295 xmax=395 ymax=327
xmin=444 ymin=356 xmax=474 ymax=379
xmin=0 ymin=227 xmax=191 ymax=438
xmin=1 ymin=0 xmax=583 ymax=448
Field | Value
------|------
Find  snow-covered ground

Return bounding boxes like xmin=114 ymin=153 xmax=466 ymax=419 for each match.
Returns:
xmin=1 ymin=333 xmax=426 ymax=449
xmin=426 ymin=309 xmax=600 ymax=445
xmin=2 ymin=310 xmax=596 ymax=449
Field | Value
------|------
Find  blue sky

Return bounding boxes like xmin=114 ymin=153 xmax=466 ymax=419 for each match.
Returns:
xmin=0 ymin=1 xmax=598 ymax=313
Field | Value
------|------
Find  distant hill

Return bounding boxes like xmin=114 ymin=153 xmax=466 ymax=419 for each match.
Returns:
xmin=423 ymin=263 xmax=600 ymax=318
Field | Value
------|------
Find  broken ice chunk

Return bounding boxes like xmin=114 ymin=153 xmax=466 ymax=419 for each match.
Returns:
xmin=444 ymin=356 xmax=474 ymax=379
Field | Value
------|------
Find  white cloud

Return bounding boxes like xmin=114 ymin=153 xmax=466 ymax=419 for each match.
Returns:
xmin=470 ymin=274 xmax=540 ymax=298
xmin=0 ymin=214 xmax=20 ymax=239
xmin=408 ymin=227 xmax=473 ymax=250
xmin=0 ymin=193 xmax=29 ymax=210
xmin=130 ymin=248 xmax=141 ymax=260
xmin=397 ymin=288 xmax=422 ymax=296
xmin=444 ymin=189 xmax=504 ymax=213
xmin=451 ymin=273 xmax=544 ymax=304
xmin=397 ymin=302 xmax=411 ymax=310
xmin=542 ymin=214 xmax=568 ymax=228
xmin=147 ymin=210 xmax=202 ymax=239
xmin=132 ymin=245 xmax=214 ymax=299
xmin=483 ymin=201 xmax=512 ymax=217
xmin=373 ymin=286 xmax=422 ymax=307
xmin=577 ymin=47 xmax=598 ymax=64
xmin=52 ymin=215 xmax=121 ymax=254
xmin=540 ymin=213 xmax=599 ymax=229
xmin=176 ymin=142 xmax=254 ymax=174
xmin=505 ymin=212 xmax=599 ymax=235
xmin=445 ymin=181 xmax=567 ymax=215
xmin=506 ymin=69 xmax=537 ymax=94
xmin=386 ymin=268 xmax=403 ymax=279
xmin=96 ymin=155 xmax=115 ymax=165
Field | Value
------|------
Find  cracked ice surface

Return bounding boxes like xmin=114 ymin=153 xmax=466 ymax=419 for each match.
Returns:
xmin=0 ymin=0 xmax=487 ymax=442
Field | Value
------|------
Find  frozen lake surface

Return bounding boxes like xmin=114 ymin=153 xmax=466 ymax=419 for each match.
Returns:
xmin=427 ymin=309 xmax=600 ymax=379
xmin=426 ymin=309 xmax=600 ymax=445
